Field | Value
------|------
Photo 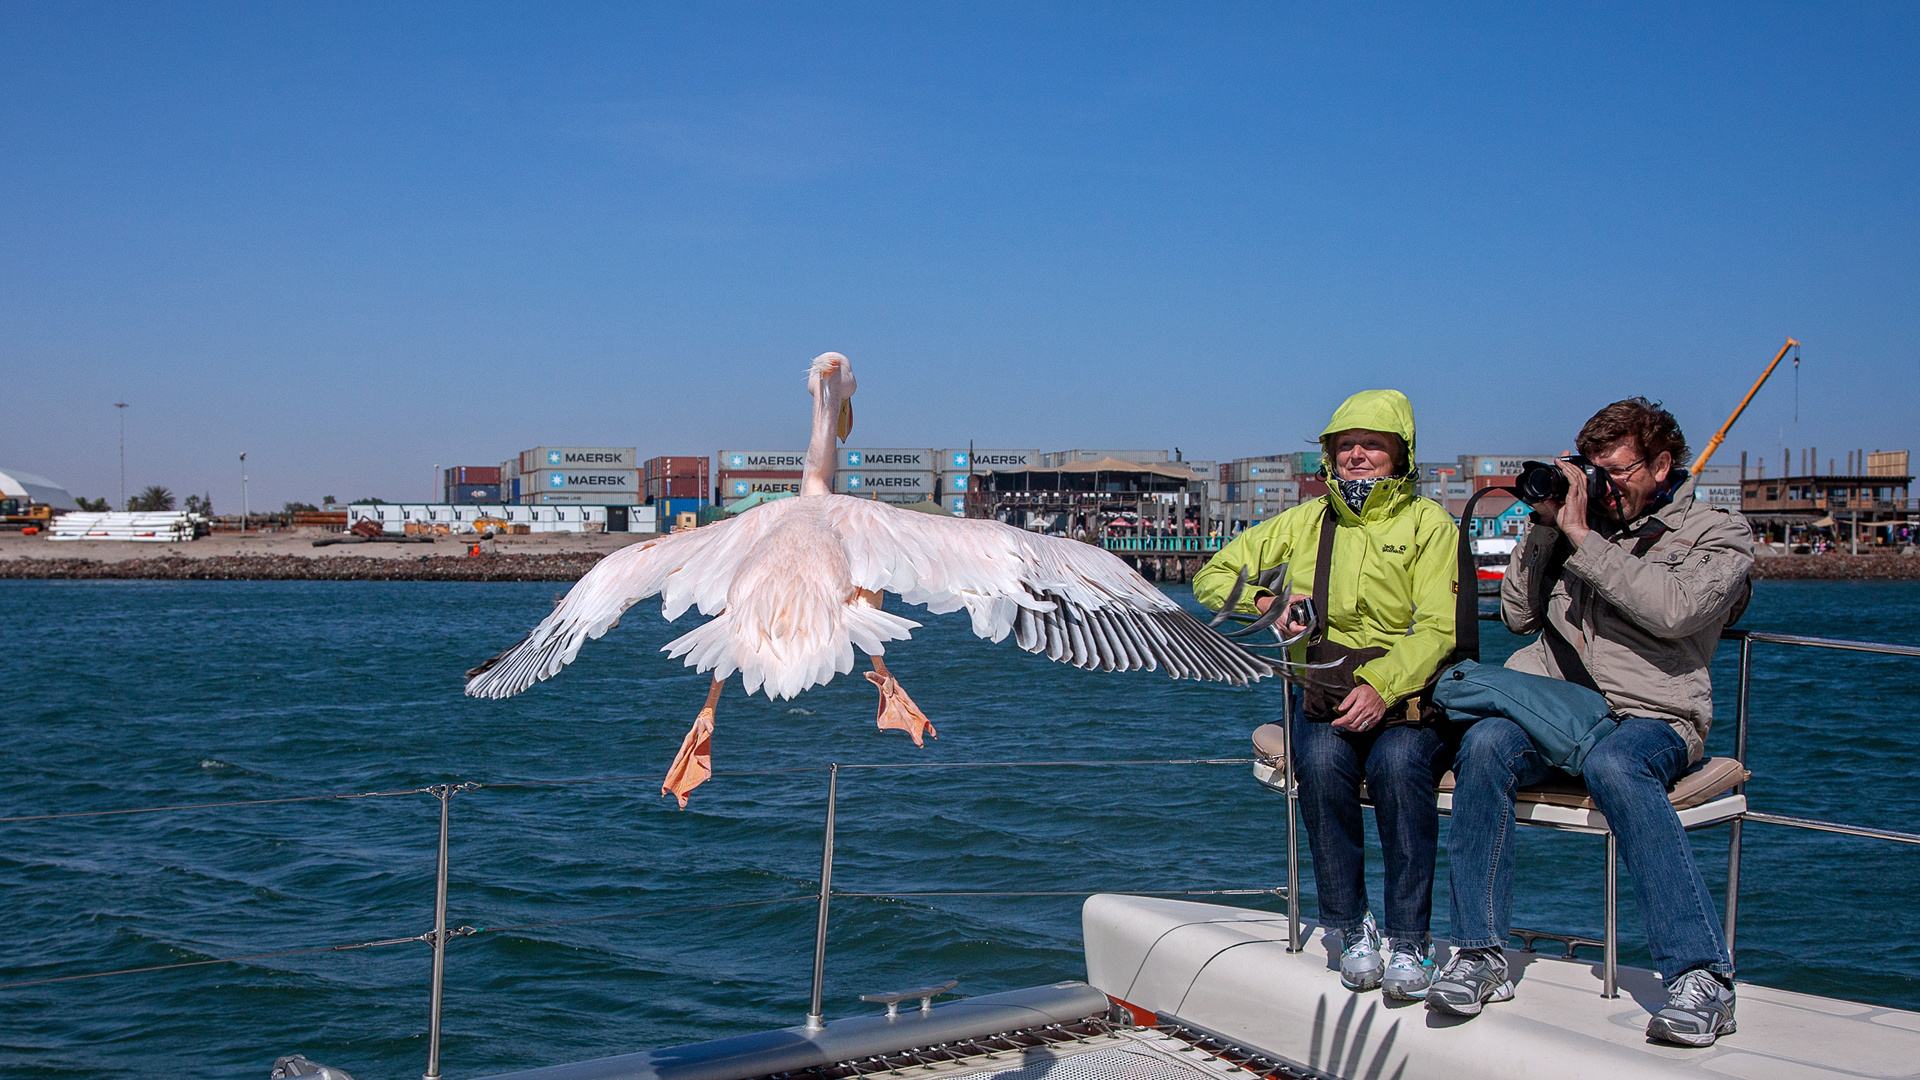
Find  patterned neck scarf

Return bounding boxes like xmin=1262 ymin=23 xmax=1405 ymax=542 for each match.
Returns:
xmin=1337 ymin=476 xmax=1385 ymax=513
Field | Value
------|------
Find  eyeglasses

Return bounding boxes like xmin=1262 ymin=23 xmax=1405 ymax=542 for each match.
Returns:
xmin=1599 ymin=457 xmax=1647 ymax=481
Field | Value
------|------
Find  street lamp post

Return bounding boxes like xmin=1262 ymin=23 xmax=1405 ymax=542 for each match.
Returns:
xmin=114 ymin=402 xmax=128 ymax=510
xmin=432 ymin=464 xmax=440 ymax=504
xmin=240 ymin=453 xmax=249 ymax=534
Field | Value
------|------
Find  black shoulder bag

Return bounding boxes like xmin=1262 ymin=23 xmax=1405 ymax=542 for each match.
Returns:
xmin=1296 ymin=498 xmax=1446 ymax=726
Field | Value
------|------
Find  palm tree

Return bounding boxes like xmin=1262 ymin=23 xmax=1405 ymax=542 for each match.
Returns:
xmin=129 ymin=486 xmax=176 ymax=512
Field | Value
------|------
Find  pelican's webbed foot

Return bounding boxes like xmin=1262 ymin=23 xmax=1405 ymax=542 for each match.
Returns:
xmin=865 ymin=656 xmax=936 ymax=746
xmin=663 ymin=679 xmax=723 ymax=808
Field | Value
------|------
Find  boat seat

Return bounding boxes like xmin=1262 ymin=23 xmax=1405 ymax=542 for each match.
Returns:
xmin=1250 ymin=723 xmax=1749 ymax=814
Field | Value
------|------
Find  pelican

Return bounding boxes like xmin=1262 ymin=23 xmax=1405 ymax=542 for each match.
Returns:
xmin=465 ymin=352 xmax=1273 ymax=805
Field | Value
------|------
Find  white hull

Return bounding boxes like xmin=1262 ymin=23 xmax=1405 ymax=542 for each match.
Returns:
xmin=1084 ymin=894 xmax=1920 ymax=1080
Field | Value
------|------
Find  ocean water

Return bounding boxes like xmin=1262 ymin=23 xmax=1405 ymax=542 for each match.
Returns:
xmin=1 ymin=578 xmax=1916 ymax=1078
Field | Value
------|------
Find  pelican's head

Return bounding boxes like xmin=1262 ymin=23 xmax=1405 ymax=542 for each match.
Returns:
xmin=808 ymin=351 xmax=856 ymax=441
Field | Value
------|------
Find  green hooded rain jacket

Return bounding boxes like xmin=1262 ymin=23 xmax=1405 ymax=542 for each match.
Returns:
xmin=1192 ymin=389 xmax=1458 ymax=708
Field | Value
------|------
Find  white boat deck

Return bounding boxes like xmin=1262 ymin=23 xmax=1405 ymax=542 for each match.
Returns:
xmin=1084 ymin=895 xmax=1920 ymax=1080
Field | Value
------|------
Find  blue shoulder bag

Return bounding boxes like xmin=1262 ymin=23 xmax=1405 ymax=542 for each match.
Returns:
xmin=1433 ymin=659 xmax=1618 ymax=775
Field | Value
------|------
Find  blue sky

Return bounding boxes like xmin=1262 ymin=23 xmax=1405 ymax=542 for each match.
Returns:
xmin=2 ymin=2 xmax=1914 ymax=508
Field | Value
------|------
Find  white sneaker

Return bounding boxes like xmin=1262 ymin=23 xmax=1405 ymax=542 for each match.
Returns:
xmin=1381 ymin=937 xmax=1437 ymax=1000
xmin=1338 ymin=913 xmax=1383 ymax=992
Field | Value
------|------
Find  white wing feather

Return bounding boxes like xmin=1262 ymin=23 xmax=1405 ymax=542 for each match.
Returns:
xmin=466 ymin=494 xmax=1271 ymax=701
xmin=822 ymin=499 xmax=1271 ymax=684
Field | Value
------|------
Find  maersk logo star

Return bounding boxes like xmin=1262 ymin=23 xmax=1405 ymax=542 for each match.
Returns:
xmin=729 ymin=454 xmax=745 ymax=468
xmin=847 ymin=475 xmax=863 ymax=488
xmin=951 ymin=452 xmax=967 ymax=468
xmin=549 ymin=472 xmax=565 ymax=488
xmin=549 ymin=451 xmax=563 ymax=464
xmin=845 ymin=451 xmax=862 ymax=467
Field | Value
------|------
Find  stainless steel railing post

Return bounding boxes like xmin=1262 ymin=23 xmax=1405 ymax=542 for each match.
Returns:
xmin=424 ymin=784 xmax=453 ymax=1080
xmin=1725 ymin=632 xmax=1753 ymax=965
xmin=1282 ymin=679 xmax=1301 ymax=953
xmin=1602 ymin=832 xmax=1618 ymax=999
xmin=806 ymin=763 xmax=839 ymax=1031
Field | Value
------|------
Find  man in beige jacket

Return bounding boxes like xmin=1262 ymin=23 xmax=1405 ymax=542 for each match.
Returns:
xmin=1428 ymin=398 xmax=1754 ymax=1048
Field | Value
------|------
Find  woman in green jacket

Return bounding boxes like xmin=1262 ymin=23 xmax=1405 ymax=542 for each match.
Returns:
xmin=1195 ymin=389 xmax=1458 ymax=1000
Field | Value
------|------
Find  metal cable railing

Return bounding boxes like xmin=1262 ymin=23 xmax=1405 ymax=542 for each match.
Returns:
xmin=0 ymin=757 xmax=1275 ymax=1078
xmin=6 ymin=626 xmax=1919 ymax=1076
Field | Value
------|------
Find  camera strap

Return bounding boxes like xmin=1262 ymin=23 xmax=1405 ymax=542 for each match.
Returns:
xmin=1450 ymin=484 xmax=1521 ymax=664
xmin=1538 ymin=525 xmax=1667 ymax=692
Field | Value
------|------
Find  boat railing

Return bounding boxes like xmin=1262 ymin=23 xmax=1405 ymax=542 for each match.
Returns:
xmin=7 ymin=627 xmax=1919 ymax=1076
xmin=0 ymin=756 xmax=1278 ymax=1080
xmin=1099 ymin=536 xmax=1226 ymax=553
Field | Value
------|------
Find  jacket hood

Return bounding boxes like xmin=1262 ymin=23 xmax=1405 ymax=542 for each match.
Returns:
xmin=1319 ymin=389 xmax=1417 ymax=476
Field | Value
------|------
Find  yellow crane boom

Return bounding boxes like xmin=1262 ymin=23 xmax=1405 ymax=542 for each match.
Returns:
xmin=1691 ymin=337 xmax=1798 ymax=473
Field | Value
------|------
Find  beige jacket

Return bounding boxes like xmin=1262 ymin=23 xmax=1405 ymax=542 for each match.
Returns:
xmin=1500 ymin=474 xmax=1754 ymax=763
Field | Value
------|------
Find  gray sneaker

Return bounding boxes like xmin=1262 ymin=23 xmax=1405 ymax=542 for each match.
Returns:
xmin=1381 ymin=937 xmax=1437 ymax=1000
xmin=1337 ymin=914 xmax=1383 ymax=992
xmin=1425 ymin=946 xmax=1513 ymax=1016
xmin=1647 ymin=969 xmax=1737 ymax=1047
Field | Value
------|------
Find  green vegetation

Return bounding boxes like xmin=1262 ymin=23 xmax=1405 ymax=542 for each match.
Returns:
xmin=75 ymin=496 xmax=111 ymax=511
xmin=184 ymin=493 xmax=212 ymax=516
xmin=127 ymin=486 xmax=176 ymax=512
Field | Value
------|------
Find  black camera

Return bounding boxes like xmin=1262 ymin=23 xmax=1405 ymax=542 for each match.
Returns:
xmin=1513 ymin=456 xmax=1602 ymax=505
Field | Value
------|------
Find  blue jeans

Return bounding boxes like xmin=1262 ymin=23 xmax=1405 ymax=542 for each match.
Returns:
xmin=1293 ymin=703 xmax=1453 ymax=942
xmin=1446 ymin=715 xmax=1733 ymax=978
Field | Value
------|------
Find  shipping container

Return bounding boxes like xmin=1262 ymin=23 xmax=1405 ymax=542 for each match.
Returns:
xmin=644 ymin=456 xmax=710 ymax=480
xmin=719 ymin=450 xmax=809 ymax=471
xmin=644 ymin=477 xmax=706 ymax=500
xmin=721 ymin=474 xmax=804 ymax=499
xmin=834 ymin=471 xmax=934 ymax=498
xmin=529 ymin=491 xmax=638 ymax=505
xmin=840 ymin=448 xmax=935 ymax=471
xmin=443 ymin=466 xmax=502 ymax=486
xmin=520 ymin=447 xmax=638 ymax=473
xmin=446 ymin=484 xmax=502 ymax=504
xmin=1458 ymin=454 xmax=1553 ymax=478
xmin=938 ymin=449 xmax=1042 ymax=471
xmin=536 ymin=467 xmax=640 ymax=495
xmin=658 ymin=498 xmax=706 ymax=521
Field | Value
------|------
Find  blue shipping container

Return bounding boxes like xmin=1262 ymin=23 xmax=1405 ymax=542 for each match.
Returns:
xmin=447 ymin=485 xmax=502 ymax=504
xmin=659 ymin=497 xmax=707 ymax=521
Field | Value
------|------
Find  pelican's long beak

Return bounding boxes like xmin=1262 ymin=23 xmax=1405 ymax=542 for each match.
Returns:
xmin=837 ymin=398 xmax=853 ymax=441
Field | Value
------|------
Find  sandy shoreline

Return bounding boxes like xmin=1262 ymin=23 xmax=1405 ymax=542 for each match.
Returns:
xmin=2 ymin=531 xmax=1916 ymax=581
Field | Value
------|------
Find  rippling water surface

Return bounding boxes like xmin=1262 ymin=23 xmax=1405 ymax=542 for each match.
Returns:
xmin=2 ymin=578 xmax=1916 ymax=1078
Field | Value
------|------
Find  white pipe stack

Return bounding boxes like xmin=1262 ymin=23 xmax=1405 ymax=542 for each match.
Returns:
xmin=48 ymin=512 xmax=205 ymax=542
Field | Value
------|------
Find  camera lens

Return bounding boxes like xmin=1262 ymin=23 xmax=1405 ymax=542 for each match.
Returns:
xmin=1514 ymin=460 xmax=1569 ymax=504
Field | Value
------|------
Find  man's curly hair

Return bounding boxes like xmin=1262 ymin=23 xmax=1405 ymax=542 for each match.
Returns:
xmin=1577 ymin=397 xmax=1689 ymax=466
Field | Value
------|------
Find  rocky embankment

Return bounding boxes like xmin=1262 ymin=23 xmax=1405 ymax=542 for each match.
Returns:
xmin=0 ymin=553 xmax=610 ymax=581
xmin=1750 ymin=553 xmax=1920 ymax=581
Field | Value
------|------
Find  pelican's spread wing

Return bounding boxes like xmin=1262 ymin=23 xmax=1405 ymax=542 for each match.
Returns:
xmin=463 ymin=511 xmax=777 ymax=699
xmin=825 ymin=500 xmax=1273 ymax=686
